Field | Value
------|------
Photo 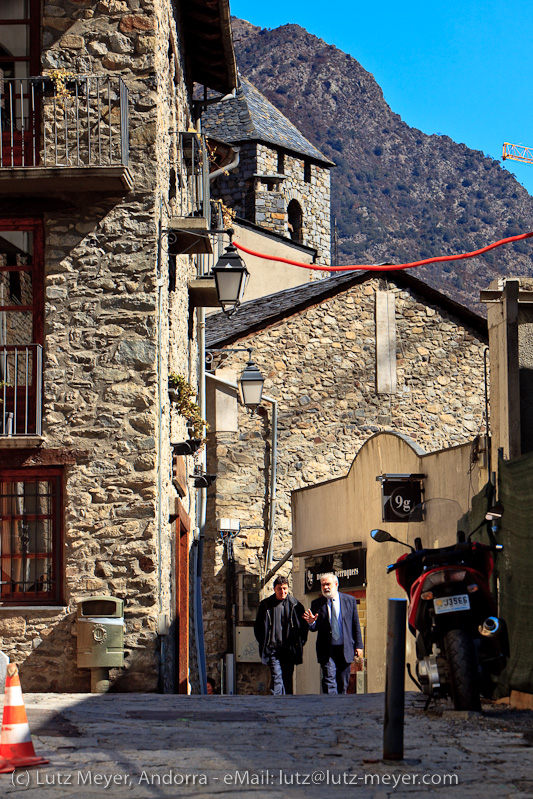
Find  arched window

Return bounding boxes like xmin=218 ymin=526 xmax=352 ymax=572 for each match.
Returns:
xmin=287 ymin=199 xmax=303 ymax=244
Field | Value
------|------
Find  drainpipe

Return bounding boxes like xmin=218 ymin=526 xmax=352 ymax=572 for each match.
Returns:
xmin=194 ymin=304 xmax=208 ymax=695
xmin=204 ymin=372 xmax=278 ymax=579
xmin=192 ymin=93 xmax=240 ymax=695
xmin=209 ymin=146 xmax=240 ymax=182
xmin=263 ymin=397 xmax=278 ymax=577
xmin=156 ymin=199 xmax=165 ymax=691
xmin=262 ymin=547 xmax=292 ymax=587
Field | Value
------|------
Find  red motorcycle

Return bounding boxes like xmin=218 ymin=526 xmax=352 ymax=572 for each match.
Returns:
xmin=372 ymin=501 xmax=508 ymax=710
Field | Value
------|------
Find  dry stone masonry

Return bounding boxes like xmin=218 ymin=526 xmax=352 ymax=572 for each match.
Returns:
xmin=0 ymin=0 xmax=202 ymax=692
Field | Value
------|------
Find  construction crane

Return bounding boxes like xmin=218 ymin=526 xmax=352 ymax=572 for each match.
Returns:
xmin=502 ymin=142 xmax=533 ymax=165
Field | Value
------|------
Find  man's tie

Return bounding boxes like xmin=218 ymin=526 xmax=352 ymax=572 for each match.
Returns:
xmin=331 ymin=599 xmax=340 ymax=640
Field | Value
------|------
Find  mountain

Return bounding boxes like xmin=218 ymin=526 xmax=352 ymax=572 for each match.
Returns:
xmin=231 ymin=19 xmax=533 ymax=311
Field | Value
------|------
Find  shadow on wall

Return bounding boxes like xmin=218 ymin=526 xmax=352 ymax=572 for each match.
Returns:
xmin=16 ymin=612 xmax=160 ymax=693
xmin=111 ymin=645 xmax=160 ymax=693
xmin=18 ymin=612 xmax=88 ymax=692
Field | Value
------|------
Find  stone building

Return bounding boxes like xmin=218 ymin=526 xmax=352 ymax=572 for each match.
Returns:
xmin=204 ymin=269 xmax=489 ymax=693
xmin=202 ymin=76 xmax=334 ymax=297
xmin=0 ymin=0 xmax=238 ymax=693
xmin=292 ymin=430 xmax=488 ymax=694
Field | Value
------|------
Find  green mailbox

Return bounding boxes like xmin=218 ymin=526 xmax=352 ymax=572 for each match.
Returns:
xmin=77 ymin=596 xmax=124 ymax=669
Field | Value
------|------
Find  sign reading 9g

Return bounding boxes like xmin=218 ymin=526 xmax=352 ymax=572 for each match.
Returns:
xmin=381 ymin=479 xmax=423 ymax=522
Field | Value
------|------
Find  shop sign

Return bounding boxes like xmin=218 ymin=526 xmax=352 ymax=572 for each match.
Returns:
xmin=304 ymin=548 xmax=366 ymax=594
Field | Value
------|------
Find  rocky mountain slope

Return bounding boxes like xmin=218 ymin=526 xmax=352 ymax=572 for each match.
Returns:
xmin=231 ymin=19 xmax=533 ymax=311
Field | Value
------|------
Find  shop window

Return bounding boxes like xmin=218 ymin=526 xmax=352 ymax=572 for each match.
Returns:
xmin=0 ymin=469 xmax=63 ymax=604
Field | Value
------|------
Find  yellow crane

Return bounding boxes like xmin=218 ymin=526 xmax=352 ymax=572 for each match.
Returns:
xmin=502 ymin=142 xmax=533 ymax=165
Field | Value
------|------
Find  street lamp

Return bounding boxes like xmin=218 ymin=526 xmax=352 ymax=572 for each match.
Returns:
xmin=205 ymin=347 xmax=264 ymax=410
xmin=211 ymin=232 xmax=249 ymax=317
xmin=238 ymin=353 xmax=264 ymax=409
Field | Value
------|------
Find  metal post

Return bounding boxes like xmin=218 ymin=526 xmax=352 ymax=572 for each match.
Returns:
xmin=225 ymin=654 xmax=235 ymax=696
xmin=383 ymin=598 xmax=407 ymax=761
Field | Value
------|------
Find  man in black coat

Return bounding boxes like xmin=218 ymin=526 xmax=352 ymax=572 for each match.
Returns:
xmin=254 ymin=575 xmax=308 ymax=695
xmin=303 ymin=572 xmax=363 ymax=694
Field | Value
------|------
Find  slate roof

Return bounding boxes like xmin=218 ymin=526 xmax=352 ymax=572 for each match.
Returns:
xmin=202 ymin=77 xmax=334 ymax=165
xmin=205 ymin=270 xmax=487 ymax=348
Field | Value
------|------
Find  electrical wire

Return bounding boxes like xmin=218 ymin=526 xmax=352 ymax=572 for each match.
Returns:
xmin=233 ymin=231 xmax=533 ymax=272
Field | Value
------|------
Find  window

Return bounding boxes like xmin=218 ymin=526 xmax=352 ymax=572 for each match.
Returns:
xmin=0 ymin=1 xmax=40 ymax=82
xmin=277 ymin=151 xmax=285 ymax=175
xmin=0 ymin=469 xmax=63 ymax=604
xmin=0 ymin=1 xmax=41 ymax=166
xmin=304 ymin=161 xmax=311 ymax=183
xmin=0 ymin=219 xmax=43 ymax=435
xmin=287 ymin=199 xmax=303 ymax=243
xmin=0 ymin=221 xmax=43 ymax=344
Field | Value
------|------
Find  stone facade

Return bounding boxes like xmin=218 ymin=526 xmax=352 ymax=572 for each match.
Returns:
xmin=204 ymin=274 xmax=488 ymax=693
xmin=203 ymin=78 xmax=332 ymax=269
xmin=0 ymin=1 xmax=235 ymax=692
xmin=211 ymin=142 xmax=331 ymax=265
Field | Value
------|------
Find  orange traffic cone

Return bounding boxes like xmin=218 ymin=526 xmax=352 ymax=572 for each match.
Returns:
xmin=0 ymin=664 xmax=49 ymax=767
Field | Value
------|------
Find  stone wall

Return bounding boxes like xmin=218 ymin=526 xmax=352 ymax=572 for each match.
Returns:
xmin=0 ymin=0 xmax=200 ymax=692
xmin=210 ymin=141 xmax=331 ymax=266
xmin=203 ymin=278 xmax=488 ymax=693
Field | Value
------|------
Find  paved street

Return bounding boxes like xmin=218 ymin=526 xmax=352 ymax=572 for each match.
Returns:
xmin=1 ymin=692 xmax=532 ymax=798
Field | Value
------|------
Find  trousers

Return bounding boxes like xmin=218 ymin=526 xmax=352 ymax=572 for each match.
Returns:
xmin=320 ymin=644 xmax=351 ymax=694
xmin=268 ymin=652 xmax=294 ymax=695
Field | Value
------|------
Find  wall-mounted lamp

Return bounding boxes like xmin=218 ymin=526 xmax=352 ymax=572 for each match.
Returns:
xmin=210 ymin=230 xmax=249 ymax=317
xmin=193 ymin=469 xmax=217 ymax=489
xmin=238 ymin=354 xmax=264 ymax=409
xmin=172 ymin=439 xmax=203 ymax=456
xmin=205 ymin=347 xmax=264 ymax=410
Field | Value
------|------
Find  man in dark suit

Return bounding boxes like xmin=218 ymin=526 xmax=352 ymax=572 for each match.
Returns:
xmin=303 ymin=573 xmax=363 ymax=694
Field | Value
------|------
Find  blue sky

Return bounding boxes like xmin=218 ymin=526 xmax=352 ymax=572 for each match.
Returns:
xmin=230 ymin=0 xmax=533 ymax=196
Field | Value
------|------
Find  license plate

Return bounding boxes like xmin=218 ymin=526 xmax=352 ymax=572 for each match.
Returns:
xmin=433 ymin=594 xmax=470 ymax=614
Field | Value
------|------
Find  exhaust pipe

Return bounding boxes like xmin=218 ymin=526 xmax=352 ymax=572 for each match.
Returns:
xmin=480 ymin=616 xmax=500 ymax=636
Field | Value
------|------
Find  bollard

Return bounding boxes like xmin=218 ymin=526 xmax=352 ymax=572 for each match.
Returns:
xmin=383 ymin=598 xmax=407 ymax=761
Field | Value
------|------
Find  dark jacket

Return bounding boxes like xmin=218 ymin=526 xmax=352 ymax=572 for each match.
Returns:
xmin=254 ymin=594 xmax=308 ymax=665
xmin=310 ymin=593 xmax=363 ymax=665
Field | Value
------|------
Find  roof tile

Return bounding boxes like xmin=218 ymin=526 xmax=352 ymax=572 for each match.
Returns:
xmin=203 ymin=77 xmax=333 ymax=165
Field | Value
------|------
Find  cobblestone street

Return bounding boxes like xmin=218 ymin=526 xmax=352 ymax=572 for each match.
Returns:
xmin=1 ymin=692 xmax=532 ymax=798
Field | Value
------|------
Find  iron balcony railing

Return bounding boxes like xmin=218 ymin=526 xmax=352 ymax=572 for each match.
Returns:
xmin=0 ymin=345 xmax=42 ymax=437
xmin=194 ymin=202 xmax=226 ymax=275
xmin=176 ymin=131 xmax=210 ymax=218
xmin=0 ymin=75 xmax=129 ymax=168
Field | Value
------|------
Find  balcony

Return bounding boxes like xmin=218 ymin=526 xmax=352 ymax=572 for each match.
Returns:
xmin=0 ymin=76 xmax=132 ymax=195
xmin=167 ymin=131 xmax=212 ymax=255
xmin=0 ymin=345 xmax=42 ymax=444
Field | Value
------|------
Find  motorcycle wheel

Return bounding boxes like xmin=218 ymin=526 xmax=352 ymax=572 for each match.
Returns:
xmin=443 ymin=629 xmax=481 ymax=712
